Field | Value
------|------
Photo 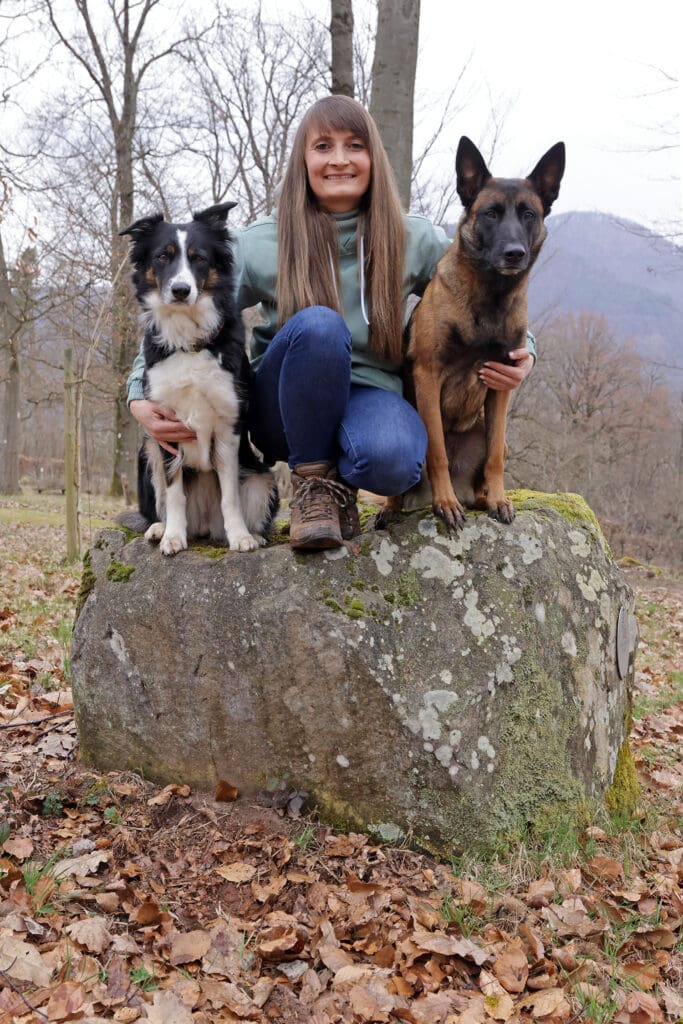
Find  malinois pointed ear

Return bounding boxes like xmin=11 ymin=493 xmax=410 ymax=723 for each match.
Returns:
xmin=192 ymin=201 xmax=238 ymax=227
xmin=527 ymin=143 xmax=565 ymax=216
xmin=456 ymin=137 xmax=492 ymax=209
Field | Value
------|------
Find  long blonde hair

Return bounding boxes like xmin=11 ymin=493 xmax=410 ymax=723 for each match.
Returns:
xmin=277 ymin=95 xmax=406 ymax=362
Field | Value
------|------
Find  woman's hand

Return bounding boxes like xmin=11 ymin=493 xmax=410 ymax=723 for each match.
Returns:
xmin=129 ymin=399 xmax=197 ymax=455
xmin=478 ymin=348 xmax=534 ymax=392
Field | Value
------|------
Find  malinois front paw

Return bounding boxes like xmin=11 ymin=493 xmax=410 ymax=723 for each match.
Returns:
xmin=487 ymin=498 xmax=515 ymax=524
xmin=433 ymin=499 xmax=466 ymax=531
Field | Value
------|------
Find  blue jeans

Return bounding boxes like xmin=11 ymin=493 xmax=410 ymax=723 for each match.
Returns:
xmin=248 ymin=306 xmax=427 ymax=496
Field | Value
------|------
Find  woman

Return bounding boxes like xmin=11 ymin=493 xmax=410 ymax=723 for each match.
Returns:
xmin=127 ymin=95 xmax=534 ymax=550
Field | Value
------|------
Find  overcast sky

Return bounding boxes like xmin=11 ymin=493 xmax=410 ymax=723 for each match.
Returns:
xmin=415 ymin=0 xmax=681 ymax=232
xmin=270 ymin=0 xmax=681 ymax=233
xmin=5 ymin=0 xmax=681 ymax=236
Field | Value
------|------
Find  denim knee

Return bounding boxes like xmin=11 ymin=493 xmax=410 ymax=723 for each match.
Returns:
xmin=285 ymin=306 xmax=352 ymax=357
xmin=340 ymin=437 xmax=425 ymax=495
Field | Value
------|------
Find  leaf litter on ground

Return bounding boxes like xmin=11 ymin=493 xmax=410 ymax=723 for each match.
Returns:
xmin=0 ymin=505 xmax=681 ymax=1022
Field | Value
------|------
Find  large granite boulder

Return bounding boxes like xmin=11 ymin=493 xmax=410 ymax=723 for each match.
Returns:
xmin=71 ymin=492 xmax=637 ymax=851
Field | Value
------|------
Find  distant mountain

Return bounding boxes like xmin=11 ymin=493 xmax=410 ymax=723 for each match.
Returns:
xmin=528 ymin=211 xmax=683 ymax=386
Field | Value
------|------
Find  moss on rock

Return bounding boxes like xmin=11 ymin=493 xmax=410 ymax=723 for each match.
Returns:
xmin=105 ymin=559 xmax=136 ymax=582
xmin=75 ymin=549 xmax=96 ymax=618
xmin=496 ymin=670 xmax=583 ymax=829
xmin=313 ymin=789 xmax=367 ymax=833
xmin=111 ymin=524 xmax=141 ymax=544
xmin=358 ymin=502 xmax=381 ymax=529
xmin=605 ymin=738 xmax=640 ymax=817
xmin=187 ymin=542 xmax=227 ymax=559
xmin=509 ymin=490 xmax=607 ymax=546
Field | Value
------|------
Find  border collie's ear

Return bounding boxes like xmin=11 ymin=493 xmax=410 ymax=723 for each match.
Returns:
xmin=527 ymin=142 xmax=565 ymax=215
xmin=192 ymin=201 xmax=238 ymax=227
xmin=119 ymin=213 xmax=163 ymax=239
xmin=456 ymin=136 xmax=492 ymax=209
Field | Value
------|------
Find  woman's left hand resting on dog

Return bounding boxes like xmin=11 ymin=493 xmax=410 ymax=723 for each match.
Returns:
xmin=129 ymin=399 xmax=197 ymax=456
xmin=478 ymin=348 xmax=534 ymax=391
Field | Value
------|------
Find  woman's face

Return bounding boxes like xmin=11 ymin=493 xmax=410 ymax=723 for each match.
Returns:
xmin=304 ymin=128 xmax=372 ymax=213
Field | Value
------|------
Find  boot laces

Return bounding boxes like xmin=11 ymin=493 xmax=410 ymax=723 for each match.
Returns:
xmin=291 ymin=477 xmax=354 ymax=522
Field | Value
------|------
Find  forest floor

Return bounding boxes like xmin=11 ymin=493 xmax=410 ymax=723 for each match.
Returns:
xmin=0 ymin=491 xmax=681 ymax=1024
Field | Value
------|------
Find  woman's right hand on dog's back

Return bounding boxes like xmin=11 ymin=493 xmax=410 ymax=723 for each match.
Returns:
xmin=129 ymin=400 xmax=197 ymax=456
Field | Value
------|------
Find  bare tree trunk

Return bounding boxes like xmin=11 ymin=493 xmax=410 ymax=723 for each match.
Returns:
xmin=110 ymin=69 xmax=140 ymax=495
xmin=0 ymin=232 xmax=20 ymax=495
xmin=330 ymin=0 xmax=354 ymax=97
xmin=64 ymin=347 xmax=79 ymax=560
xmin=42 ymin=0 xmax=178 ymax=496
xmin=369 ymin=0 xmax=420 ymax=209
xmin=110 ymin=239 xmax=139 ymax=497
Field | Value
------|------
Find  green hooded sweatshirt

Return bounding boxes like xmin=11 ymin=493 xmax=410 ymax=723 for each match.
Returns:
xmin=126 ymin=210 xmax=536 ymax=402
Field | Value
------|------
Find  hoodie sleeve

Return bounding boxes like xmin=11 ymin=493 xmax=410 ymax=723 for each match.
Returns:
xmin=126 ymin=341 xmax=146 ymax=405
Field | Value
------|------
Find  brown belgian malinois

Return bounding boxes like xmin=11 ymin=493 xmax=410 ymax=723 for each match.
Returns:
xmin=384 ymin=136 xmax=565 ymax=530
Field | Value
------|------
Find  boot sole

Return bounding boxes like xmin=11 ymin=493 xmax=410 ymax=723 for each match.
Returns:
xmin=290 ymin=530 xmax=343 ymax=551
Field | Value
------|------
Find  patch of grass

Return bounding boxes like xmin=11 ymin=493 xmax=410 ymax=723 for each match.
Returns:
xmin=439 ymin=894 xmax=486 ymax=936
xmin=572 ymin=985 xmax=619 ymax=1024
xmin=22 ymin=848 xmax=63 ymax=912
xmin=632 ymin=670 xmax=683 ymax=719
xmin=292 ymin=823 xmax=317 ymax=851
xmin=53 ymin=618 xmax=73 ymax=681
xmin=129 ymin=966 xmax=158 ymax=992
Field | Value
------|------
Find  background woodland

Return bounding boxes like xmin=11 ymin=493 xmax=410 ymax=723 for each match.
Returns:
xmin=0 ymin=0 xmax=681 ymax=566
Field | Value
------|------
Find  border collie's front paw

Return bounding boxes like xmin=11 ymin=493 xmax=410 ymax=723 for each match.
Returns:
xmin=144 ymin=522 xmax=165 ymax=543
xmin=229 ymin=533 xmax=260 ymax=552
xmin=160 ymin=531 xmax=188 ymax=555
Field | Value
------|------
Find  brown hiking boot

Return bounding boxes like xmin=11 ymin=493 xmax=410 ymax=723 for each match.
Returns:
xmin=289 ymin=462 xmax=344 ymax=550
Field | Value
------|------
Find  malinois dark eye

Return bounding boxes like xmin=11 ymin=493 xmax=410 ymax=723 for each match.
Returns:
xmin=522 ymin=209 xmax=536 ymax=221
xmin=484 ymin=209 xmax=498 ymax=220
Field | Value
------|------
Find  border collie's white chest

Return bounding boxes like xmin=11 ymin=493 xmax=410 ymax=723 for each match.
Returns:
xmin=147 ymin=351 xmax=240 ymax=471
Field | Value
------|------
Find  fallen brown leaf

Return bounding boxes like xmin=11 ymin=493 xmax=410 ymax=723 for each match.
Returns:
xmin=412 ymin=926 xmax=492 ymax=965
xmin=518 ymin=987 xmax=571 ymax=1020
xmin=479 ymin=968 xmax=515 ymax=1021
xmin=2 ymin=836 xmax=34 ymax=860
xmin=45 ymin=980 xmax=86 ymax=1021
xmin=169 ymin=928 xmax=212 ymax=965
xmin=492 ymin=942 xmax=529 ymax=993
xmin=146 ymin=988 xmax=194 ymax=1024
xmin=0 ymin=934 xmax=52 ymax=987
xmin=614 ymin=990 xmax=665 ymax=1024
xmin=52 ymin=849 xmax=111 ymax=879
xmin=147 ymin=783 xmax=191 ymax=806
xmin=214 ymin=779 xmax=238 ymax=802
xmin=65 ymin=915 xmax=112 ymax=954
xmin=128 ymin=898 xmax=162 ymax=927
xmin=215 ymin=861 xmax=257 ymax=883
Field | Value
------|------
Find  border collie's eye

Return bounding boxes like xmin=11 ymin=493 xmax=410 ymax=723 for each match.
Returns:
xmin=156 ymin=253 xmax=168 ymax=263
xmin=190 ymin=252 xmax=207 ymax=264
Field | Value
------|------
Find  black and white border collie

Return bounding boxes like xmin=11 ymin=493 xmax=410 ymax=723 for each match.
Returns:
xmin=120 ymin=202 xmax=278 ymax=555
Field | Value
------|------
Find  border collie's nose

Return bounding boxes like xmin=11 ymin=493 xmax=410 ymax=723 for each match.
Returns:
xmin=172 ymin=283 xmax=191 ymax=301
